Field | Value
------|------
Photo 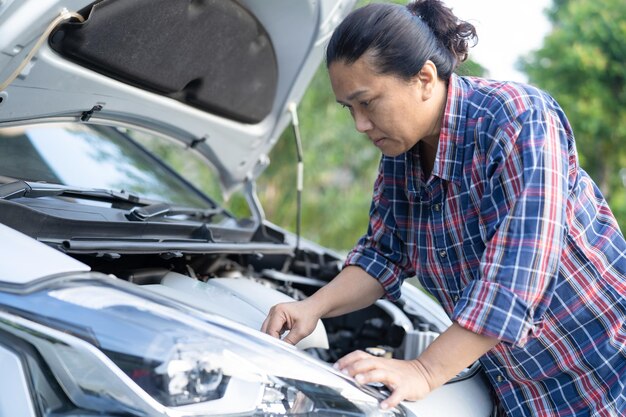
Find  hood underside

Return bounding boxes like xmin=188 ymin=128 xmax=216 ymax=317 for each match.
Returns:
xmin=50 ymin=0 xmax=278 ymax=125
xmin=0 ymin=0 xmax=356 ymax=195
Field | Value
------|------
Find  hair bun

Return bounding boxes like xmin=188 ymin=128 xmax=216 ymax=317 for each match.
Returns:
xmin=407 ymin=0 xmax=477 ymax=63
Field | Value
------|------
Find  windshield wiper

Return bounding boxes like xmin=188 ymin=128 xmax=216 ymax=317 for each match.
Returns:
xmin=0 ymin=180 xmax=224 ymax=222
xmin=0 ymin=180 xmax=144 ymax=203
xmin=126 ymin=202 xmax=224 ymax=222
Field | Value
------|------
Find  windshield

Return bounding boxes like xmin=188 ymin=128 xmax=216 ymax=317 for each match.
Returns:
xmin=0 ymin=123 xmax=211 ymax=208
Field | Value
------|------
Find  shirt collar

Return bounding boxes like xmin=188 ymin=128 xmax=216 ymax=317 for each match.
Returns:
xmin=431 ymin=73 xmax=470 ymax=185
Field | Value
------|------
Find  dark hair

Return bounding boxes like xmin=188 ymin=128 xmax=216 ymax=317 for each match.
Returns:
xmin=326 ymin=0 xmax=477 ymax=81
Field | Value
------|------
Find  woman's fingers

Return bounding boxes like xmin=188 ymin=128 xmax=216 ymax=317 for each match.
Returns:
xmin=334 ymin=349 xmax=370 ymax=371
xmin=260 ymin=304 xmax=291 ymax=339
xmin=281 ymin=327 xmax=307 ymax=345
xmin=380 ymin=387 xmax=408 ymax=410
xmin=335 ymin=352 xmax=432 ymax=409
xmin=354 ymin=367 xmax=396 ymax=387
xmin=261 ymin=301 xmax=320 ymax=345
xmin=335 ymin=350 xmax=391 ymax=379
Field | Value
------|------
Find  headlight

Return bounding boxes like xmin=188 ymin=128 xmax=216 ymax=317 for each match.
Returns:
xmin=0 ymin=274 xmax=405 ymax=417
xmin=154 ymin=343 xmax=225 ymax=405
xmin=128 ymin=340 xmax=391 ymax=416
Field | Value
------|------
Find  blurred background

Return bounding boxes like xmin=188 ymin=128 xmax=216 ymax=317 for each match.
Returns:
xmin=155 ymin=0 xmax=626 ymax=253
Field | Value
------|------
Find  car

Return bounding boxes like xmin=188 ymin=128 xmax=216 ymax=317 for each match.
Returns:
xmin=0 ymin=1 xmax=495 ymax=416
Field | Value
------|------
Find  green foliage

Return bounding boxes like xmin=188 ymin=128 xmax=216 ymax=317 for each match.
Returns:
xmin=519 ymin=0 xmax=626 ymax=232
xmin=456 ymin=59 xmax=487 ymax=77
xmin=256 ymin=66 xmax=380 ymax=251
xmin=128 ymin=129 xmax=251 ymax=217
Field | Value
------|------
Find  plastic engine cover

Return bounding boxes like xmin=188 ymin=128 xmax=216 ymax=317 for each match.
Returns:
xmin=144 ymin=272 xmax=328 ymax=350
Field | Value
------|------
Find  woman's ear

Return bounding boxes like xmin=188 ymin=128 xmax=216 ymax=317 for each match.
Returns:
xmin=414 ymin=60 xmax=438 ymax=99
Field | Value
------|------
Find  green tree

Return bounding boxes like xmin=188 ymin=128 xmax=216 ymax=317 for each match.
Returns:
xmin=519 ymin=0 xmax=626 ymax=230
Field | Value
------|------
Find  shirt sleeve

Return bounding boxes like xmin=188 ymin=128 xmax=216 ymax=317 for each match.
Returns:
xmin=452 ymin=107 xmax=570 ymax=348
xmin=344 ymin=160 xmax=416 ymax=301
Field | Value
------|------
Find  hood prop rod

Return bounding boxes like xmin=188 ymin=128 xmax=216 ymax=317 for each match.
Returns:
xmin=288 ymin=102 xmax=304 ymax=264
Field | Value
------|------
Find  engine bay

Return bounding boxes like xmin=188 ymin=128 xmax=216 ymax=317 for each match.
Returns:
xmin=0 ymin=188 xmax=445 ymax=365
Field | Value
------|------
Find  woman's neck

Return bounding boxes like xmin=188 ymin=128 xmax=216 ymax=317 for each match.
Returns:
xmin=420 ymin=81 xmax=447 ymax=179
xmin=419 ymin=139 xmax=438 ymax=179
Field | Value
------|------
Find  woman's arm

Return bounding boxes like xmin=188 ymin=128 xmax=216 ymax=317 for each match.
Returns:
xmin=335 ymin=322 xmax=500 ymax=410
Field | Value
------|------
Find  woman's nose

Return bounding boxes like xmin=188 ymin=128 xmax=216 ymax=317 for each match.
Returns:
xmin=353 ymin=111 xmax=373 ymax=133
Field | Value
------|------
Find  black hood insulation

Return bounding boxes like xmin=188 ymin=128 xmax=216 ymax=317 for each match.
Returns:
xmin=50 ymin=0 xmax=278 ymax=124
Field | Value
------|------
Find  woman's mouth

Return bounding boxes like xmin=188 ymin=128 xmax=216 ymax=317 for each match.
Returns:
xmin=372 ymin=137 xmax=386 ymax=147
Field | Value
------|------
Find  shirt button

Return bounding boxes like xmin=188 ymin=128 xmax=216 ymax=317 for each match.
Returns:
xmin=433 ymin=203 xmax=442 ymax=212
xmin=496 ymin=375 xmax=504 ymax=383
xmin=453 ymin=295 xmax=459 ymax=302
xmin=438 ymin=250 xmax=447 ymax=258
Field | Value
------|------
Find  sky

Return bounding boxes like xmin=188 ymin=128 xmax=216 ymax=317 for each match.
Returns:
xmin=441 ymin=0 xmax=553 ymax=83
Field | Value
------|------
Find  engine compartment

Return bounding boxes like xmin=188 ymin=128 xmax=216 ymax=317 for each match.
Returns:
xmin=94 ymin=254 xmax=442 ymax=364
xmin=0 ymin=190 xmax=450 ymax=365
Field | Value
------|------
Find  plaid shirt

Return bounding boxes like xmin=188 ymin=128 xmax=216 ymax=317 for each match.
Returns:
xmin=345 ymin=74 xmax=626 ymax=416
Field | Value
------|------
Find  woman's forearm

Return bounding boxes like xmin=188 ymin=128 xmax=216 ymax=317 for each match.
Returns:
xmin=309 ymin=265 xmax=385 ymax=318
xmin=414 ymin=322 xmax=500 ymax=391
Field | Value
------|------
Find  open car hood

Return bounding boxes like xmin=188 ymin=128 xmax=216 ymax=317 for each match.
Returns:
xmin=0 ymin=0 xmax=355 ymax=195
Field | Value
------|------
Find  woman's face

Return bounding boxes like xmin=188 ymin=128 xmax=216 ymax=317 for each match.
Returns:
xmin=328 ymin=56 xmax=444 ymax=157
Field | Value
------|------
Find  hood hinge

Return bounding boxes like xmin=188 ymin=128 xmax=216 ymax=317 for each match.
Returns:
xmin=188 ymin=136 xmax=207 ymax=149
xmin=80 ymin=104 xmax=103 ymax=122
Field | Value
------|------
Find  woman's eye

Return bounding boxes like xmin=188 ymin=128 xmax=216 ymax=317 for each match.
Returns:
xmin=360 ymin=101 xmax=370 ymax=107
xmin=341 ymin=104 xmax=354 ymax=114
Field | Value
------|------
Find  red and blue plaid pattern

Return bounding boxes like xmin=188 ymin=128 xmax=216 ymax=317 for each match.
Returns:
xmin=345 ymin=74 xmax=626 ymax=416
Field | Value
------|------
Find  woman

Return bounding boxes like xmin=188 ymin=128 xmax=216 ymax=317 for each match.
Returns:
xmin=261 ymin=1 xmax=626 ymax=416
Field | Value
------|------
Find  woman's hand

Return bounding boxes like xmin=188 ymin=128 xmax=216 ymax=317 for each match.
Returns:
xmin=335 ymin=323 xmax=501 ymax=410
xmin=261 ymin=266 xmax=386 ymax=344
xmin=260 ymin=299 xmax=321 ymax=345
xmin=334 ymin=350 xmax=433 ymax=410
